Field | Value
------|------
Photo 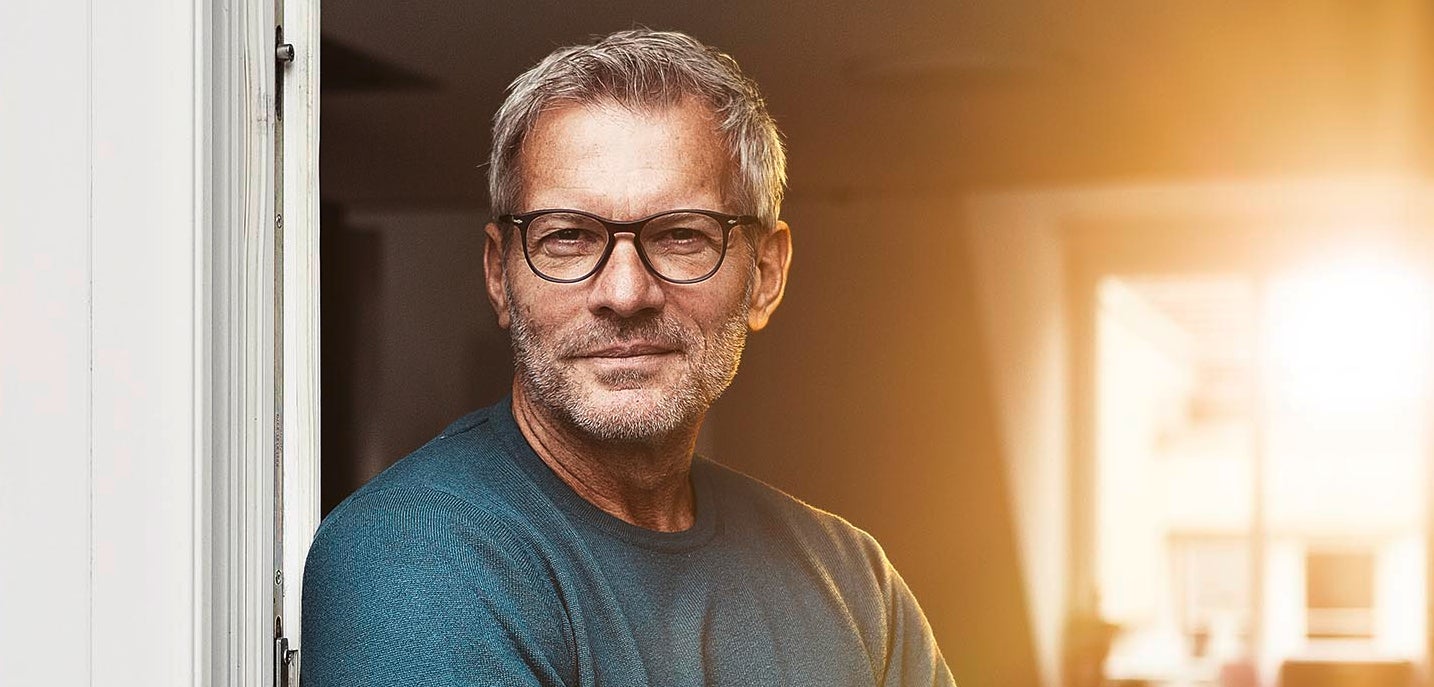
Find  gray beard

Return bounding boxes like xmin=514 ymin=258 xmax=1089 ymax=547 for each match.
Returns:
xmin=505 ymin=276 xmax=751 ymax=443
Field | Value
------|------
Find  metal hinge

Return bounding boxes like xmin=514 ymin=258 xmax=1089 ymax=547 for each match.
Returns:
xmin=275 ymin=628 xmax=300 ymax=687
xmin=275 ymin=25 xmax=295 ymax=120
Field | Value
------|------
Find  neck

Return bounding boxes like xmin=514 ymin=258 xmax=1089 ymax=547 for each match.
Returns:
xmin=510 ymin=382 xmax=701 ymax=532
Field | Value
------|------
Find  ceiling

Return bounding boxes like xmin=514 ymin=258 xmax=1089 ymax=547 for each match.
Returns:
xmin=320 ymin=0 xmax=1432 ymax=211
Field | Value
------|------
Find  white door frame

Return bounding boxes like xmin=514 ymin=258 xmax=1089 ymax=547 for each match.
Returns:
xmin=204 ymin=0 xmax=320 ymax=683
xmin=277 ymin=0 xmax=322 ymax=655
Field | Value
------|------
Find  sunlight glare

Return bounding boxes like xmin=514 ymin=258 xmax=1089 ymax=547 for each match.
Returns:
xmin=1265 ymin=257 xmax=1433 ymax=414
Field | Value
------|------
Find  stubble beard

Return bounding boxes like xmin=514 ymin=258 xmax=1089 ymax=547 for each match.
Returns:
xmin=505 ymin=276 xmax=752 ymax=444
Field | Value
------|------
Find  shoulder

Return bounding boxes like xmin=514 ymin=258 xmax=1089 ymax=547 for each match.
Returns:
xmin=305 ymin=483 xmax=533 ymax=578
xmin=700 ymin=458 xmax=890 ymax=577
xmin=316 ymin=404 xmax=528 ymax=538
xmin=303 ymin=455 xmax=557 ymax=622
xmin=301 ymin=488 xmax=575 ymax=686
xmin=306 ymin=402 xmax=556 ymax=581
xmin=701 ymin=459 xmax=942 ymax=678
xmin=303 ymin=401 xmax=569 ymax=636
xmin=301 ymin=408 xmax=576 ymax=686
xmin=701 ymin=459 xmax=877 ymax=539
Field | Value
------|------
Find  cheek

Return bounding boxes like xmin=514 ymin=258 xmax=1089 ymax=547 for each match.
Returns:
xmin=672 ymin=286 xmax=750 ymax=341
xmin=506 ymin=269 xmax=582 ymax=321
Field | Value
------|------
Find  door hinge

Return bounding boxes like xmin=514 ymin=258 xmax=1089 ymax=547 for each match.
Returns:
xmin=276 ymin=632 xmax=300 ymax=687
xmin=275 ymin=25 xmax=294 ymax=120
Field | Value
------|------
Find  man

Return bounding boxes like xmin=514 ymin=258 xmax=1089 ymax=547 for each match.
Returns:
xmin=303 ymin=29 xmax=956 ymax=687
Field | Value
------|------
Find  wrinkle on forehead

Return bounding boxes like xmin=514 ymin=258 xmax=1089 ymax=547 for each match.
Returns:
xmin=516 ymin=99 xmax=737 ymax=220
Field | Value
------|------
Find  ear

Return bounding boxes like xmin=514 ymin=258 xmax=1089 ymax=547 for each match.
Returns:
xmin=483 ymin=222 xmax=512 ymax=330
xmin=746 ymin=220 xmax=792 ymax=331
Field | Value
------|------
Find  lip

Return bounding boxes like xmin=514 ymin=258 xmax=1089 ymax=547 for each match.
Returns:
xmin=578 ymin=342 xmax=678 ymax=358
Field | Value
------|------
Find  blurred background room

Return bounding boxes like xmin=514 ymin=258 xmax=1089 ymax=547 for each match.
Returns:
xmin=317 ymin=2 xmax=1434 ymax=686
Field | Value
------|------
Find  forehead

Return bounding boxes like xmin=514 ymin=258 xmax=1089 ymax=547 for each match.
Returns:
xmin=517 ymin=99 xmax=731 ymax=220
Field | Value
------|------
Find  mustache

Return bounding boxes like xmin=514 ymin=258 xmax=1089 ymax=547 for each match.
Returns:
xmin=558 ymin=316 xmax=693 ymax=357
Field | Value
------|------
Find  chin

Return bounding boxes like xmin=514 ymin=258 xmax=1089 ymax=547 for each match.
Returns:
xmin=565 ymin=384 xmax=704 ymax=442
xmin=511 ymin=321 xmax=745 ymax=443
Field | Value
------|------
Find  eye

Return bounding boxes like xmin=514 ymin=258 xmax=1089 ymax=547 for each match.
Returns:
xmin=548 ymin=228 xmax=590 ymax=242
xmin=531 ymin=225 xmax=605 ymax=257
xmin=661 ymin=227 xmax=700 ymax=242
xmin=648 ymin=225 xmax=717 ymax=253
xmin=642 ymin=213 xmax=725 ymax=259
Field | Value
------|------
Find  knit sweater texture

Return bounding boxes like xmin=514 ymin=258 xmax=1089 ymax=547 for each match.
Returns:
xmin=301 ymin=398 xmax=955 ymax=686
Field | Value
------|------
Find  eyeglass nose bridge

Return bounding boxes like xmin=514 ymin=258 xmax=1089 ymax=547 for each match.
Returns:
xmin=587 ymin=229 xmax=661 ymax=284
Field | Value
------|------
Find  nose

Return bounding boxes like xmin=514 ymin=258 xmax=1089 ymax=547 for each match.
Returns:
xmin=587 ymin=234 xmax=666 ymax=318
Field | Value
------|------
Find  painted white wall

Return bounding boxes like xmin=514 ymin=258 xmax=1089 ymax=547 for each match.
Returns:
xmin=0 ymin=1 xmax=94 ymax=685
xmin=2 ymin=0 xmax=204 ymax=684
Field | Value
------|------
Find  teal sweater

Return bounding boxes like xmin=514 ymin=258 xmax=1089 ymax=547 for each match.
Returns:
xmin=301 ymin=399 xmax=955 ymax=686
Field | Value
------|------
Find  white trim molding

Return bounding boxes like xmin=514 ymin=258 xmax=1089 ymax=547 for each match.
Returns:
xmin=205 ymin=0 xmax=278 ymax=680
xmin=279 ymin=0 xmax=323 ymax=659
xmin=205 ymin=0 xmax=322 ymax=681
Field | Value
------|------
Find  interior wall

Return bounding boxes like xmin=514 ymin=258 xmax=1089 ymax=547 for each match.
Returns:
xmin=320 ymin=207 xmax=510 ymax=513
xmin=963 ymin=195 xmax=1072 ymax=687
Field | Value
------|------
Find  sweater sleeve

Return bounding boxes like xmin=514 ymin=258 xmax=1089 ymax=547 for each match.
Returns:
xmin=879 ymin=563 xmax=958 ymax=687
xmin=301 ymin=487 xmax=574 ymax=687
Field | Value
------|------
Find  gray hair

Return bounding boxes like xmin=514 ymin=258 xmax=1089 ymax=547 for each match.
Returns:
xmin=488 ymin=29 xmax=787 ymax=230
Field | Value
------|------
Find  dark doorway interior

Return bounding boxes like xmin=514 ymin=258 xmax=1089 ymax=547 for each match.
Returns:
xmin=317 ymin=4 xmax=1429 ymax=685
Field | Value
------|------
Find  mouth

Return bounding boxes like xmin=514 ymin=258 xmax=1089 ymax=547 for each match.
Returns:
xmin=576 ymin=342 xmax=680 ymax=359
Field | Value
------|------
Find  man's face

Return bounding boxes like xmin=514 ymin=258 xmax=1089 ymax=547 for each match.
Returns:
xmin=484 ymin=99 xmax=788 ymax=442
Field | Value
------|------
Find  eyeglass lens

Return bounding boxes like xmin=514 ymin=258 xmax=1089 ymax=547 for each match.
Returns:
xmin=524 ymin=212 xmax=727 ymax=282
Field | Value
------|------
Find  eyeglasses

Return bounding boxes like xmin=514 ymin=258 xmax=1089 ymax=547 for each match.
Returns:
xmin=498 ymin=208 xmax=759 ymax=284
